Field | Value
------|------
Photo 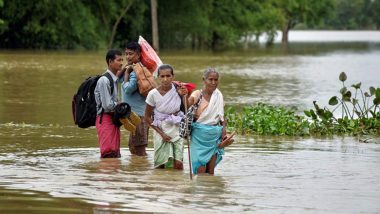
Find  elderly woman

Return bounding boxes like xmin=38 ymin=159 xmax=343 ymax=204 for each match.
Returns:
xmin=145 ymin=64 xmax=187 ymax=169
xmin=186 ymin=68 xmax=233 ymax=175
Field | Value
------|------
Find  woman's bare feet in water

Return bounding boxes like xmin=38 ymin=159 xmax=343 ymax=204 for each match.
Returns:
xmin=173 ymin=160 xmax=183 ymax=170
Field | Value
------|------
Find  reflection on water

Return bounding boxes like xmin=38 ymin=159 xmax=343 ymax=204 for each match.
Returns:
xmin=0 ymin=125 xmax=380 ymax=213
xmin=2 ymin=42 xmax=380 ymax=125
xmin=0 ymin=187 xmax=93 ymax=213
xmin=1 ymin=34 xmax=380 ymax=213
xmin=0 ymin=141 xmax=233 ymax=213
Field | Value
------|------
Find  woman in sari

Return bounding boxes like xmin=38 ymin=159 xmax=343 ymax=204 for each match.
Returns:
xmin=145 ymin=64 xmax=187 ymax=169
xmin=186 ymin=68 xmax=234 ymax=175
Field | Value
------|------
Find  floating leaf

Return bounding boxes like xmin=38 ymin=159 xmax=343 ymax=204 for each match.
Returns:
xmin=343 ymin=97 xmax=351 ymax=102
xmin=374 ymin=97 xmax=380 ymax=105
xmin=310 ymin=109 xmax=317 ymax=120
xmin=369 ymin=87 xmax=375 ymax=96
xmin=339 ymin=72 xmax=347 ymax=82
xmin=344 ymin=91 xmax=352 ymax=101
xmin=352 ymin=98 xmax=358 ymax=105
xmin=324 ymin=110 xmax=333 ymax=119
xmin=313 ymin=101 xmax=320 ymax=110
xmin=351 ymin=82 xmax=361 ymax=89
xmin=304 ymin=110 xmax=311 ymax=117
xmin=317 ymin=109 xmax=324 ymax=117
xmin=340 ymin=87 xmax=347 ymax=95
xmin=328 ymin=96 xmax=338 ymax=105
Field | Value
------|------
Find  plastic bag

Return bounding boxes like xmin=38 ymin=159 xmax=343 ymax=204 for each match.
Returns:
xmin=138 ymin=35 xmax=162 ymax=74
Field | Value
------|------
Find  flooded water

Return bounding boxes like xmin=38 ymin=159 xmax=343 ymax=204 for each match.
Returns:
xmin=1 ymin=31 xmax=380 ymax=213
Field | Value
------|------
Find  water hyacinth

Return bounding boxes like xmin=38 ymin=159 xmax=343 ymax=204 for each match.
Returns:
xmin=226 ymin=72 xmax=380 ymax=136
xmin=225 ymin=103 xmax=310 ymax=136
xmin=304 ymin=72 xmax=380 ymax=135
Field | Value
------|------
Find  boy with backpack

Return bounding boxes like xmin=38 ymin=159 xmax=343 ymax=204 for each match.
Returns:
xmin=94 ymin=49 xmax=123 ymax=158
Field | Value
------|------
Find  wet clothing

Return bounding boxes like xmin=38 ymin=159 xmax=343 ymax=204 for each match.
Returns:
xmin=190 ymin=88 xmax=225 ymax=174
xmin=152 ymin=121 xmax=184 ymax=168
xmin=128 ymin=116 xmax=149 ymax=148
xmin=96 ymin=114 xmax=121 ymax=158
xmin=94 ymin=69 xmax=120 ymax=158
xmin=146 ymin=84 xmax=184 ymax=168
xmin=190 ymin=122 xmax=224 ymax=174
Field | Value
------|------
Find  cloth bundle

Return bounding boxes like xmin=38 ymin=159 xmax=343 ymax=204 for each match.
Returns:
xmin=113 ymin=102 xmax=141 ymax=135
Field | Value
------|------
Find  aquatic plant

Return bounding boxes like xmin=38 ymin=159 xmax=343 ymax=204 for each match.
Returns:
xmin=304 ymin=72 xmax=380 ymax=135
xmin=226 ymin=72 xmax=380 ymax=136
xmin=225 ymin=103 xmax=310 ymax=136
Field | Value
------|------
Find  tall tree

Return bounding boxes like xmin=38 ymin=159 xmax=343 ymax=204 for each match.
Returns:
xmin=272 ymin=0 xmax=335 ymax=47
xmin=108 ymin=0 xmax=134 ymax=48
xmin=89 ymin=0 xmax=151 ymax=48
xmin=0 ymin=0 xmax=101 ymax=49
xmin=330 ymin=0 xmax=377 ymax=29
xmin=151 ymin=0 xmax=159 ymax=51
xmin=157 ymin=0 xmax=282 ymax=50
xmin=158 ymin=0 xmax=212 ymax=49
xmin=237 ymin=0 xmax=282 ymax=48
xmin=0 ymin=0 xmax=3 ymax=25
xmin=372 ymin=0 xmax=380 ymax=29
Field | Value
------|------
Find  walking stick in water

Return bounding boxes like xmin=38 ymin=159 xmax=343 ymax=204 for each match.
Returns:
xmin=183 ymin=94 xmax=193 ymax=180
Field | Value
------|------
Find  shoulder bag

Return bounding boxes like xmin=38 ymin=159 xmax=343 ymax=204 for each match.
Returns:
xmin=179 ymin=91 xmax=203 ymax=138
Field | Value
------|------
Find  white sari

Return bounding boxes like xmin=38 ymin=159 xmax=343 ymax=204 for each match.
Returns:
xmin=148 ymin=84 xmax=184 ymax=168
xmin=197 ymin=88 xmax=224 ymax=125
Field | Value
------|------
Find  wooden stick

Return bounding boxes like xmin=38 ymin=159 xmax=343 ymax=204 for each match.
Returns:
xmin=183 ymin=94 xmax=192 ymax=180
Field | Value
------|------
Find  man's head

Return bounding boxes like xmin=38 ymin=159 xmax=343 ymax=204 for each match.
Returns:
xmin=106 ymin=49 xmax=123 ymax=73
xmin=125 ymin=42 xmax=141 ymax=65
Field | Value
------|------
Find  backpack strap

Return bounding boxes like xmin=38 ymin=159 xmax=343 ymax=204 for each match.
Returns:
xmin=103 ymin=72 xmax=114 ymax=94
xmin=99 ymin=72 xmax=115 ymax=124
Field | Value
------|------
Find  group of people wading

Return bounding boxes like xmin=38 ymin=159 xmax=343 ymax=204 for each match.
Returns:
xmin=94 ymin=43 xmax=234 ymax=175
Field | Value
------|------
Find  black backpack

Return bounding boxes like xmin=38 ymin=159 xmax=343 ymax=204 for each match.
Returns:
xmin=72 ymin=72 xmax=114 ymax=128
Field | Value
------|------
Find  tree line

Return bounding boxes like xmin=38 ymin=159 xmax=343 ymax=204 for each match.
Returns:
xmin=0 ymin=0 xmax=380 ymax=50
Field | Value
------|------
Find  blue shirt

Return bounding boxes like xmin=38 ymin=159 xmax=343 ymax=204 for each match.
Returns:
xmin=94 ymin=70 xmax=119 ymax=115
xmin=120 ymin=71 xmax=146 ymax=116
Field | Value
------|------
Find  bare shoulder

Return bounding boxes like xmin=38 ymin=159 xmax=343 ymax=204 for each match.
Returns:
xmin=191 ymin=89 xmax=201 ymax=98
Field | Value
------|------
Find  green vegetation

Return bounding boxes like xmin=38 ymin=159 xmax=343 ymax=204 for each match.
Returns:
xmin=226 ymin=104 xmax=310 ymax=136
xmin=273 ymin=0 xmax=334 ymax=47
xmin=304 ymin=72 xmax=380 ymax=135
xmin=1 ymin=0 xmax=380 ymax=50
xmin=226 ymin=73 xmax=380 ymax=136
